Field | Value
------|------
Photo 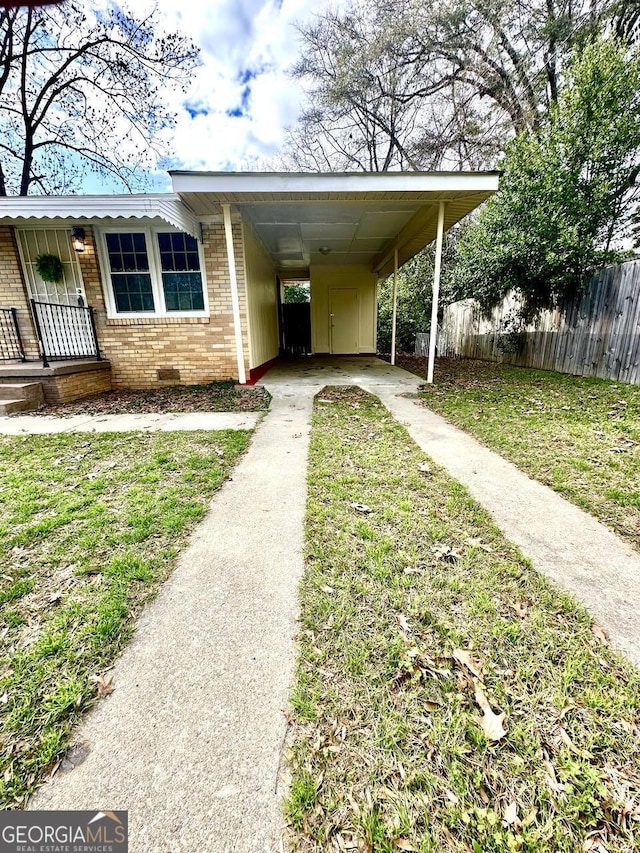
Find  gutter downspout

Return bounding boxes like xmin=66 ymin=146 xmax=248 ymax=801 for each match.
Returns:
xmin=391 ymin=246 xmax=398 ymax=366
xmin=222 ymin=203 xmax=247 ymax=385
xmin=427 ymin=201 xmax=446 ymax=384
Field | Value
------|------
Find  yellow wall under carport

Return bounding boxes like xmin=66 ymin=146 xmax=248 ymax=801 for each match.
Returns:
xmin=242 ymin=221 xmax=279 ymax=370
xmin=310 ymin=263 xmax=377 ymax=354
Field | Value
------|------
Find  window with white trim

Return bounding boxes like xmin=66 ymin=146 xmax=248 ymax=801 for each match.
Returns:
xmin=99 ymin=228 xmax=207 ymax=317
xmin=157 ymin=232 xmax=205 ymax=311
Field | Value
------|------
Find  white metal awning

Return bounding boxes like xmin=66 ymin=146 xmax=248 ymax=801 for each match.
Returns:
xmin=0 ymin=194 xmax=201 ymax=240
xmin=170 ymin=170 xmax=500 ymax=278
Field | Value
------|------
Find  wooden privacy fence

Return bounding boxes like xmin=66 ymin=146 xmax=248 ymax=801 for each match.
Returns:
xmin=420 ymin=259 xmax=640 ymax=384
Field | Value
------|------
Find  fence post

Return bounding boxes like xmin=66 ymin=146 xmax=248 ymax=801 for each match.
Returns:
xmin=30 ymin=300 xmax=49 ymax=368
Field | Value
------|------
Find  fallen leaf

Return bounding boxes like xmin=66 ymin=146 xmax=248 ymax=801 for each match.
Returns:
xmin=503 ymin=800 xmax=519 ymax=827
xmin=396 ymin=614 xmax=411 ymax=634
xmin=591 ymin=623 xmax=610 ymax=646
xmin=321 ymin=585 xmax=334 ymax=594
xmin=0 ymin=692 xmax=8 ymax=704
xmin=393 ymin=840 xmax=418 ymax=852
xmin=350 ymin=502 xmax=372 ymax=513
xmin=508 ymin=600 xmax=528 ymax=618
xmin=423 ymin=700 xmax=441 ymax=712
xmin=90 ymin=673 xmax=114 ymax=698
xmin=432 ymin=543 xmax=463 ymax=563
xmin=474 ymin=681 xmax=507 ymax=741
xmin=453 ymin=648 xmax=483 ymax=681
xmin=542 ymin=760 xmax=565 ymax=794
xmin=583 ymin=834 xmax=608 ymax=853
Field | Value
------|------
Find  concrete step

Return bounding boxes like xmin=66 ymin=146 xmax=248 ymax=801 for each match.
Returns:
xmin=0 ymin=381 xmax=44 ymax=406
xmin=0 ymin=398 xmax=34 ymax=415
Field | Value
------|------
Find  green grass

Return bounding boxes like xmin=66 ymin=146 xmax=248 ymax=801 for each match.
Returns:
xmin=0 ymin=429 xmax=251 ymax=808
xmin=414 ymin=358 xmax=640 ymax=550
xmin=286 ymin=386 xmax=640 ymax=852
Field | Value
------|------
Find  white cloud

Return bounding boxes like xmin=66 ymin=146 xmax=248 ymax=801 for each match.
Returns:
xmin=123 ymin=0 xmax=333 ymax=180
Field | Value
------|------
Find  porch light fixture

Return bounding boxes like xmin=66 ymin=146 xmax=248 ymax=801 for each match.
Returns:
xmin=71 ymin=227 xmax=86 ymax=253
xmin=318 ymin=246 xmax=331 ymax=256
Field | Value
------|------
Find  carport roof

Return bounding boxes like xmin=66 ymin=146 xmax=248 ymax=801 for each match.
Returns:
xmin=170 ymin=170 xmax=500 ymax=279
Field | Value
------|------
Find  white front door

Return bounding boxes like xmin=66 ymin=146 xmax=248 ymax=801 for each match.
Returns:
xmin=17 ymin=228 xmax=93 ymax=357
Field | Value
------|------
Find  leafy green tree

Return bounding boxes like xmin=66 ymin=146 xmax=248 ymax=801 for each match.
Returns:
xmin=377 ymin=236 xmax=459 ymax=352
xmin=378 ymin=254 xmax=432 ymax=353
xmin=283 ymin=284 xmax=310 ymax=303
xmin=452 ymin=37 xmax=640 ymax=320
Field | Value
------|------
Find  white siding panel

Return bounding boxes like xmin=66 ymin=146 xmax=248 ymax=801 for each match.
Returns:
xmin=243 ymin=221 xmax=279 ymax=370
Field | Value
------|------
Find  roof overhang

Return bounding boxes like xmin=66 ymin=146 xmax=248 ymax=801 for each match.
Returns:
xmin=170 ymin=170 xmax=499 ymax=278
xmin=0 ymin=194 xmax=201 ymax=240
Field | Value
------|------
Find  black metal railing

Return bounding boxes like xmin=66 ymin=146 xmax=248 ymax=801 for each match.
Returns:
xmin=0 ymin=307 xmax=26 ymax=362
xmin=30 ymin=299 xmax=101 ymax=368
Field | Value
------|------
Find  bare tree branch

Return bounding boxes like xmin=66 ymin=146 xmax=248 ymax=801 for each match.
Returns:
xmin=0 ymin=1 xmax=199 ymax=195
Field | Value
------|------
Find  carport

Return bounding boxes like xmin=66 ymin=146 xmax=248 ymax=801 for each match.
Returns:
xmin=170 ymin=170 xmax=500 ymax=383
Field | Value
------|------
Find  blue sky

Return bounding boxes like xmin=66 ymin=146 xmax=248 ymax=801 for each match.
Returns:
xmin=97 ymin=0 xmax=334 ymax=192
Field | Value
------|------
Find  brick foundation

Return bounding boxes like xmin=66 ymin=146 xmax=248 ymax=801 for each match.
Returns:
xmin=40 ymin=367 xmax=113 ymax=404
xmin=0 ymin=362 xmax=113 ymax=404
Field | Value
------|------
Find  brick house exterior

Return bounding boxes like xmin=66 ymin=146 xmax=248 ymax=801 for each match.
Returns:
xmin=0 ymin=171 xmax=499 ymax=402
xmin=0 ymin=205 xmax=264 ymax=400
xmin=77 ymin=223 xmax=250 ymax=389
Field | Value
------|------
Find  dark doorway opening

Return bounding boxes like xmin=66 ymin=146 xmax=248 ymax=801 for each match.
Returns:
xmin=279 ymin=280 xmax=312 ymax=356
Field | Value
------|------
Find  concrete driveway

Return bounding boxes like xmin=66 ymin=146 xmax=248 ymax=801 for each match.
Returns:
xmin=260 ymin=355 xmax=420 ymax=393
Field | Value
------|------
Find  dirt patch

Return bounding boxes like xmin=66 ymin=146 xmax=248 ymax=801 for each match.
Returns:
xmin=32 ymin=382 xmax=271 ymax=417
xmin=380 ymin=352 xmax=508 ymax=387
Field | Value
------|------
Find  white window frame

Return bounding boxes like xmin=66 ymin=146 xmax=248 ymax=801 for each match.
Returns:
xmin=96 ymin=225 xmax=209 ymax=319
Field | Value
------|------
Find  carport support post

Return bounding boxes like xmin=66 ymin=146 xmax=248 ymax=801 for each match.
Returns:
xmin=427 ymin=201 xmax=446 ymax=384
xmin=391 ymin=246 xmax=398 ymax=366
xmin=222 ymin=203 xmax=247 ymax=385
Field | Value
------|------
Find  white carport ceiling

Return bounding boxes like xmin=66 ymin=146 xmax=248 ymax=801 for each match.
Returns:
xmin=170 ymin=171 xmax=500 ymax=278
xmin=242 ymin=202 xmax=420 ymax=271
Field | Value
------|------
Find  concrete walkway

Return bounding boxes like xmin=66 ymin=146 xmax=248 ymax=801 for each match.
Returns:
xmin=370 ymin=386 xmax=640 ymax=668
xmin=0 ymin=411 xmax=261 ymax=434
xmin=30 ymin=389 xmax=314 ymax=852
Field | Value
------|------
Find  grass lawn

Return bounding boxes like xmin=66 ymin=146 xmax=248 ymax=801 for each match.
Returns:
xmin=0 ymin=428 xmax=251 ymax=808
xmin=406 ymin=357 xmax=639 ymax=551
xmin=287 ymin=386 xmax=640 ymax=852
xmin=35 ymin=381 xmax=270 ymax=416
